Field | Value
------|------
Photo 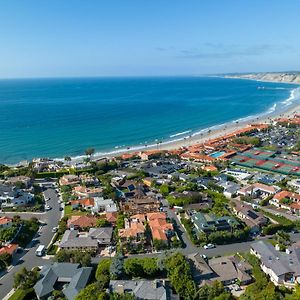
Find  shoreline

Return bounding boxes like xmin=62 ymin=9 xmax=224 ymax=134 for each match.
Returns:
xmin=68 ymin=84 xmax=300 ymax=164
xmin=5 ymin=78 xmax=300 ymax=166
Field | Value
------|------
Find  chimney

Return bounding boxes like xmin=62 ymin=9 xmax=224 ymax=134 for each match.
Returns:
xmin=116 ymin=284 xmax=124 ymax=294
xmin=152 ymin=280 xmax=159 ymax=289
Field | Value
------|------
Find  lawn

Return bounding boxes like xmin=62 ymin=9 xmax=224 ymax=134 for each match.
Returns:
xmin=8 ymin=288 xmax=34 ymax=300
xmin=64 ymin=204 xmax=88 ymax=217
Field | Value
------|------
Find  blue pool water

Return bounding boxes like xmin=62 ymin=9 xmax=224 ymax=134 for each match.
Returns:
xmin=210 ymin=151 xmax=226 ymax=158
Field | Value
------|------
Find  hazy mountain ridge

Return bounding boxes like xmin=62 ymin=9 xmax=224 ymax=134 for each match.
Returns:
xmin=225 ymin=72 xmax=300 ymax=84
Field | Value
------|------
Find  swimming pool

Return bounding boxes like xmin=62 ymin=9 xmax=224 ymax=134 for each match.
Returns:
xmin=210 ymin=151 xmax=226 ymax=158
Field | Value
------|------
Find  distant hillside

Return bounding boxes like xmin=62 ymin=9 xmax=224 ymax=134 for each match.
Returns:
xmin=224 ymin=72 xmax=300 ymax=84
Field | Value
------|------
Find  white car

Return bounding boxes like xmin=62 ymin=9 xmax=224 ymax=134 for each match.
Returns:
xmin=45 ymin=205 xmax=51 ymax=211
xmin=203 ymin=243 xmax=216 ymax=249
xmin=52 ymin=227 xmax=58 ymax=233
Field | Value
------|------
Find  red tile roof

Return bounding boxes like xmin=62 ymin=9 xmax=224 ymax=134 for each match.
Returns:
xmin=0 ymin=216 xmax=13 ymax=226
xmin=67 ymin=215 xmax=98 ymax=228
xmin=0 ymin=244 xmax=18 ymax=256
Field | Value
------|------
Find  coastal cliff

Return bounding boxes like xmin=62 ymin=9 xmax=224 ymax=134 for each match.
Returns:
xmin=225 ymin=72 xmax=300 ymax=84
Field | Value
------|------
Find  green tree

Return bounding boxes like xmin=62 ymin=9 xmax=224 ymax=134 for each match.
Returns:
xmin=13 ymin=267 xmax=39 ymax=290
xmin=95 ymin=259 xmax=111 ymax=288
xmin=96 ymin=219 xmax=110 ymax=228
xmin=164 ymin=252 xmax=197 ymax=299
xmin=110 ymin=253 xmax=124 ymax=279
xmin=159 ymin=184 xmax=169 ymax=196
xmin=75 ymin=283 xmax=108 ymax=300
xmin=85 ymin=148 xmax=95 ymax=157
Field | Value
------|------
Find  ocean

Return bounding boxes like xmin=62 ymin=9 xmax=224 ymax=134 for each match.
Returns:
xmin=0 ymin=76 xmax=299 ymax=164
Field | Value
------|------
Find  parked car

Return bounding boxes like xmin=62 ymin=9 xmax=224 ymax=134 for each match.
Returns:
xmin=52 ymin=227 xmax=58 ymax=233
xmin=45 ymin=205 xmax=51 ymax=211
xmin=203 ymin=243 xmax=215 ymax=249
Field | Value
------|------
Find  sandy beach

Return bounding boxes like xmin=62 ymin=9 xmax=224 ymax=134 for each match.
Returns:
xmin=80 ymin=83 xmax=300 ymax=163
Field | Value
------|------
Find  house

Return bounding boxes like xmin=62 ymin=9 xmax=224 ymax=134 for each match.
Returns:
xmin=121 ymin=197 xmax=160 ymax=214
xmin=106 ymin=212 xmax=118 ymax=224
xmin=189 ymin=253 xmax=252 ymax=286
xmin=59 ymin=175 xmax=80 ymax=186
xmin=93 ymin=197 xmax=117 ymax=213
xmin=270 ymin=191 xmax=300 ymax=211
xmin=250 ymin=241 xmax=300 ymax=288
xmin=118 ymin=220 xmax=145 ymax=246
xmin=73 ymin=186 xmax=103 ymax=198
xmin=142 ymin=177 xmax=154 ymax=187
xmin=70 ymin=198 xmax=95 ymax=210
xmin=223 ymin=169 xmax=253 ymax=181
xmin=139 ymin=150 xmax=164 ymax=160
xmin=217 ymin=180 xmax=241 ymax=198
xmin=0 ymin=243 xmax=18 ymax=257
xmin=88 ymin=227 xmax=113 ymax=245
xmin=288 ymin=179 xmax=300 ymax=193
xmin=59 ymin=230 xmax=98 ymax=252
xmin=237 ymin=183 xmax=280 ymax=199
xmin=201 ymin=165 xmax=218 ymax=172
xmin=231 ymin=199 xmax=268 ymax=233
xmin=67 ymin=216 xmax=98 ymax=230
xmin=190 ymin=212 xmax=239 ymax=234
xmin=147 ymin=212 xmax=174 ymax=242
xmin=109 ymin=280 xmax=178 ymax=300
xmin=208 ymin=256 xmax=252 ymax=285
xmin=34 ymin=263 xmax=92 ymax=300
xmin=5 ymin=176 xmax=32 ymax=188
xmin=0 ymin=216 xmax=13 ymax=229
xmin=79 ymin=174 xmax=99 ymax=186
xmin=0 ymin=184 xmax=33 ymax=207
xmin=180 ymin=152 xmax=215 ymax=163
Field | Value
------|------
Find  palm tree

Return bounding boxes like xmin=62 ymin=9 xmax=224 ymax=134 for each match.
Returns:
xmin=64 ymin=156 xmax=71 ymax=162
xmin=85 ymin=148 xmax=95 ymax=157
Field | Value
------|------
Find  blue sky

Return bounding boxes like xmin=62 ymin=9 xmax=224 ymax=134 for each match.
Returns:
xmin=0 ymin=1 xmax=300 ymax=78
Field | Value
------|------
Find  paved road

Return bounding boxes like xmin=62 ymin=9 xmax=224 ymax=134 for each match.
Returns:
xmin=160 ymin=198 xmax=199 ymax=254
xmin=0 ymin=183 xmax=61 ymax=300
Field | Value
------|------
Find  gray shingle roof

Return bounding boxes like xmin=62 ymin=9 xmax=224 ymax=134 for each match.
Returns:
xmin=88 ymin=227 xmax=113 ymax=240
xmin=109 ymin=280 xmax=169 ymax=300
xmin=251 ymin=241 xmax=300 ymax=277
xmin=34 ymin=263 xmax=92 ymax=300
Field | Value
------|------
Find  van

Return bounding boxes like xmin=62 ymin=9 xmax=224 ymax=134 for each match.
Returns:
xmin=36 ymin=245 xmax=46 ymax=257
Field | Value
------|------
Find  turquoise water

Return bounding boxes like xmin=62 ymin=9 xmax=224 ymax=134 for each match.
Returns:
xmin=0 ymin=77 xmax=299 ymax=164
xmin=210 ymin=151 xmax=226 ymax=158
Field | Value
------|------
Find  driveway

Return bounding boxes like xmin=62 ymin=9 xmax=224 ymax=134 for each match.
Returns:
xmin=260 ymin=206 xmax=300 ymax=221
xmin=0 ymin=183 xmax=61 ymax=299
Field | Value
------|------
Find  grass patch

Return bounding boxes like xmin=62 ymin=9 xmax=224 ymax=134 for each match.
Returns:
xmin=64 ymin=204 xmax=88 ymax=217
xmin=261 ymin=210 xmax=293 ymax=226
xmin=8 ymin=288 xmax=34 ymax=300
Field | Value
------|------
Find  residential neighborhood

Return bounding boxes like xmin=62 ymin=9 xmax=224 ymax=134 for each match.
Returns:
xmin=1 ymin=115 xmax=300 ymax=299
